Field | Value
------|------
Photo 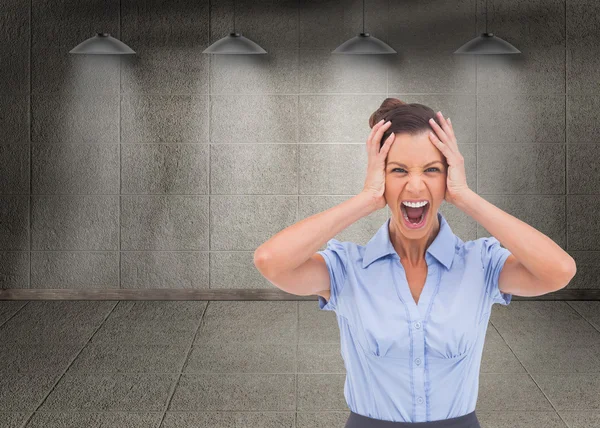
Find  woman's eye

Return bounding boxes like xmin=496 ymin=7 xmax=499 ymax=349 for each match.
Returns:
xmin=392 ymin=168 xmax=439 ymax=173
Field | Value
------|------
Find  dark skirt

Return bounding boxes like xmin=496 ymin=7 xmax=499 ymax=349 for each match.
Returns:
xmin=345 ymin=410 xmax=480 ymax=428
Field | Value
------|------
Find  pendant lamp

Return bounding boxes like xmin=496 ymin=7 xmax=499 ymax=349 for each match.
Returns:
xmin=332 ymin=0 xmax=396 ymax=54
xmin=203 ymin=0 xmax=266 ymax=54
xmin=69 ymin=33 xmax=135 ymax=55
xmin=455 ymin=0 xmax=520 ymax=54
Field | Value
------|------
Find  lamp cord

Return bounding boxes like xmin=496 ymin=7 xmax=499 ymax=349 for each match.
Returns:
xmin=362 ymin=0 xmax=365 ymax=33
xmin=485 ymin=0 xmax=488 ymax=33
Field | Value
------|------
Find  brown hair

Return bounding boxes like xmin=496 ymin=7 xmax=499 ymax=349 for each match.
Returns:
xmin=368 ymin=97 xmax=444 ymax=151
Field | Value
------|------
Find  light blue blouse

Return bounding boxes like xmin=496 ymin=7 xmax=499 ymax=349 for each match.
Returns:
xmin=317 ymin=211 xmax=512 ymax=423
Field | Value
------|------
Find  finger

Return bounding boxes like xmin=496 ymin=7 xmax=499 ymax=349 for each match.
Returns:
xmin=428 ymin=117 xmax=450 ymax=145
xmin=368 ymin=119 xmax=385 ymax=145
xmin=435 ymin=112 xmax=459 ymax=152
xmin=429 ymin=115 xmax=459 ymax=153
xmin=368 ymin=119 xmax=389 ymax=145
xmin=428 ymin=131 xmax=452 ymax=158
xmin=443 ymin=116 xmax=458 ymax=149
xmin=436 ymin=111 xmax=451 ymax=134
xmin=367 ymin=119 xmax=388 ymax=156
xmin=380 ymin=132 xmax=395 ymax=156
xmin=372 ymin=120 xmax=392 ymax=155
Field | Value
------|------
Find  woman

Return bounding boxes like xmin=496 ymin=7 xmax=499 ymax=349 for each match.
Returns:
xmin=254 ymin=98 xmax=576 ymax=427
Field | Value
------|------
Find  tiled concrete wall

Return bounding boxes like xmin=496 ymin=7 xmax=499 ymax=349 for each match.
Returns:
xmin=0 ymin=0 xmax=597 ymax=290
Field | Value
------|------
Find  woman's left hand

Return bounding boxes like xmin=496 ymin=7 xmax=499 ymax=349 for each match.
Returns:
xmin=428 ymin=112 xmax=470 ymax=205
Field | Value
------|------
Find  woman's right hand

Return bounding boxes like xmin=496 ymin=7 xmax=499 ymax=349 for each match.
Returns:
xmin=362 ymin=119 xmax=396 ymax=210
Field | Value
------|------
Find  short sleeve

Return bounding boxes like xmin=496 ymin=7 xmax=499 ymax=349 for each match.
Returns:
xmin=316 ymin=238 xmax=348 ymax=312
xmin=481 ymin=236 xmax=512 ymax=307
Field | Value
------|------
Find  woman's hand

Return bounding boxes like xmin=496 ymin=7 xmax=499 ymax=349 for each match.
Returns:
xmin=428 ymin=112 xmax=470 ymax=205
xmin=362 ymin=119 xmax=396 ymax=210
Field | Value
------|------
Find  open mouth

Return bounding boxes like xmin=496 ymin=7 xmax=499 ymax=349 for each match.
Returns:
xmin=400 ymin=202 xmax=429 ymax=229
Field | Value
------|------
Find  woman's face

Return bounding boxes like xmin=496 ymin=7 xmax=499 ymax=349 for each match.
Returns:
xmin=384 ymin=130 xmax=448 ymax=235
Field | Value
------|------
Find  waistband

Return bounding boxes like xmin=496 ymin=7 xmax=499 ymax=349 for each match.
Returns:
xmin=345 ymin=410 xmax=480 ymax=428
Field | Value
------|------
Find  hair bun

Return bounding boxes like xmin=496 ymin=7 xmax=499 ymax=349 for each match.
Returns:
xmin=369 ymin=97 xmax=406 ymax=129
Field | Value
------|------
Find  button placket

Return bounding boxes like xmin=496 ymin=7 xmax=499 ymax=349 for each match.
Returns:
xmin=391 ymin=255 xmax=437 ymax=421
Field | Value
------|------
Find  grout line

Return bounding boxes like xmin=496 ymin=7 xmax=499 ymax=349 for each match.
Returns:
xmin=296 ymin=301 xmax=299 ymax=422
xmin=296 ymin=0 xmax=299 ymax=425
xmin=0 ymin=301 xmax=31 ymax=330
xmin=475 ymin=0 xmax=478 ymax=239
xmin=29 ymin=90 xmax=586 ymax=95
xmin=565 ymin=0 xmax=568 ymax=253
xmin=19 ymin=301 xmax=121 ymax=427
xmin=158 ymin=301 xmax=210 ymax=427
xmin=387 ymin=0 xmax=390 ymax=221
xmin=476 ymin=0 xmax=479 ymax=153
xmin=119 ymin=0 xmax=122 ymax=291
xmin=29 ymin=0 xmax=32 ymax=293
xmin=488 ymin=319 xmax=567 ymax=422
xmin=565 ymin=300 xmax=600 ymax=334
xmin=20 ymin=140 xmax=587 ymax=145
xmin=545 ymin=7 xmax=571 ymax=427
xmin=0 ymin=188 xmax=586 ymax=197
xmin=208 ymin=1 xmax=211 ymax=301
xmin=475 ymin=103 xmax=478 ymax=241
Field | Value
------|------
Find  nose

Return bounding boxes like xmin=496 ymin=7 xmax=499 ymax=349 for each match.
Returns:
xmin=405 ymin=172 xmax=427 ymax=192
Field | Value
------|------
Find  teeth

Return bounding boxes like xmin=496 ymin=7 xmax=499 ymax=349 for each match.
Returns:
xmin=402 ymin=200 xmax=428 ymax=208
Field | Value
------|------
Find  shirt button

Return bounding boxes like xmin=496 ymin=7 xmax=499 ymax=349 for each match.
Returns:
xmin=414 ymin=322 xmax=421 ymax=329
xmin=417 ymin=397 xmax=424 ymax=404
xmin=415 ymin=358 xmax=421 ymax=365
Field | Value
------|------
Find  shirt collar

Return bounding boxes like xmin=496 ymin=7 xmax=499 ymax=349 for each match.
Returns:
xmin=362 ymin=210 xmax=456 ymax=270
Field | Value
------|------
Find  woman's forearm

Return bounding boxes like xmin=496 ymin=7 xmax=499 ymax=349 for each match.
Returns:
xmin=454 ymin=189 xmax=576 ymax=283
xmin=254 ymin=192 xmax=378 ymax=278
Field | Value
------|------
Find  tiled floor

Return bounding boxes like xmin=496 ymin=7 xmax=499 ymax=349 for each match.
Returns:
xmin=0 ymin=300 xmax=600 ymax=427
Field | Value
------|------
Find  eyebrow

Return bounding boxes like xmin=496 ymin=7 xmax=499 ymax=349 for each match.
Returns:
xmin=387 ymin=161 xmax=444 ymax=168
